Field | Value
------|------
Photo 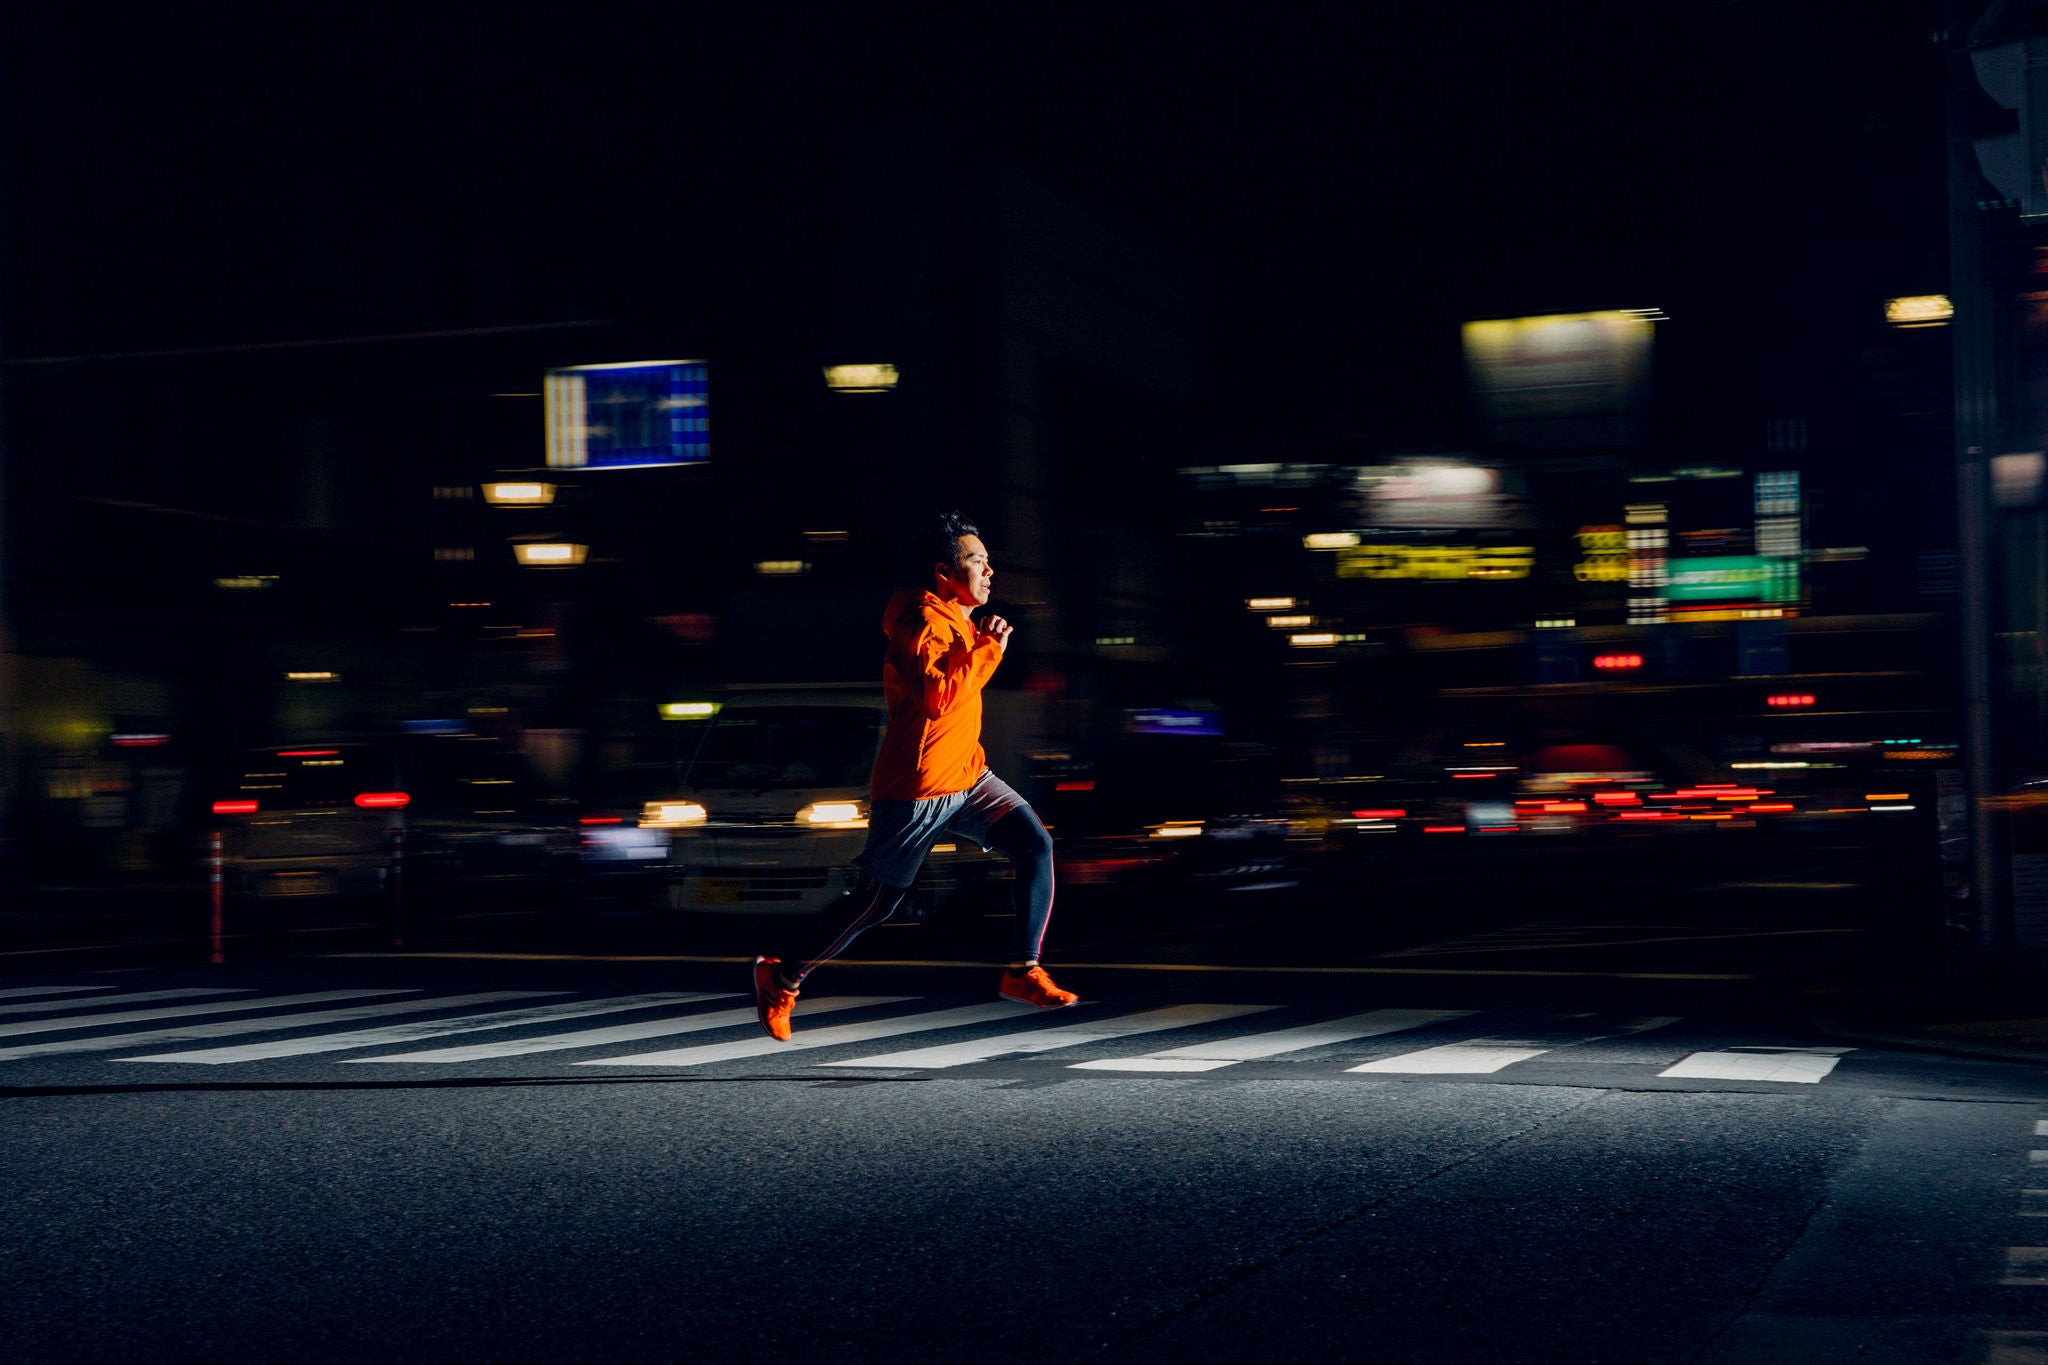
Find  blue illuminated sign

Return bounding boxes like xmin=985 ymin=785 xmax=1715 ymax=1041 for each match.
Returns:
xmin=545 ymin=360 xmax=709 ymax=470
xmin=1125 ymin=709 xmax=1224 ymax=737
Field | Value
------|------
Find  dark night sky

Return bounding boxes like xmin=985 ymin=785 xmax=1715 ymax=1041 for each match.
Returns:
xmin=0 ymin=2 xmax=1949 ymax=454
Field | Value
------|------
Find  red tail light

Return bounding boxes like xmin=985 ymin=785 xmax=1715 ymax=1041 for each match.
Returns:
xmin=212 ymin=799 xmax=259 ymax=815
xmin=354 ymin=792 xmax=410 ymax=809
xmin=279 ymin=749 xmax=340 ymax=757
xmin=1351 ymin=809 xmax=1406 ymax=819
xmin=580 ymin=815 xmax=623 ymax=825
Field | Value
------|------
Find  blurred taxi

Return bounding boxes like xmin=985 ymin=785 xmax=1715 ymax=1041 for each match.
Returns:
xmin=208 ymin=735 xmax=576 ymax=904
xmin=1046 ymin=738 xmax=1307 ymax=896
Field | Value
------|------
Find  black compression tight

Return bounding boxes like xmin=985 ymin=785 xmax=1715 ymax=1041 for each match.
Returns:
xmin=781 ymin=804 xmax=1057 ymax=989
xmin=985 ymin=806 xmax=1056 ymax=964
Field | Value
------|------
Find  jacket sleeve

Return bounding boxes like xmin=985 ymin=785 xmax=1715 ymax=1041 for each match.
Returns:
xmin=914 ymin=619 xmax=1003 ymax=720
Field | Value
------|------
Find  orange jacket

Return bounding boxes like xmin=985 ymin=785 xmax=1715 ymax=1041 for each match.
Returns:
xmin=870 ymin=587 xmax=1005 ymax=800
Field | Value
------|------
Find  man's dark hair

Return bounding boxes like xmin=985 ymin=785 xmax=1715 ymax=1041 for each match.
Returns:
xmin=925 ymin=509 xmax=980 ymax=584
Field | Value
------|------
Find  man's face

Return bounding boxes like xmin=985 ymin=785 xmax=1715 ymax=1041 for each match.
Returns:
xmin=937 ymin=533 xmax=993 ymax=609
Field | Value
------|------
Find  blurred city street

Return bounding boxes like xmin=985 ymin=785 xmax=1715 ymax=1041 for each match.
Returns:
xmin=10 ymin=1 xmax=2048 ymax=1360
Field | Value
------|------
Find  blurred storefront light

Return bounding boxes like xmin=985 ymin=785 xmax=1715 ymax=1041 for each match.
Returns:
xmin=1289 ymin=633 xmax=1338 ymax=648
xmin=1246 ymin=597 xmax=1296 ymax=611
xmin=1303 ymin=532 xmax=1360 ymax=550
xmin=1885 ymin=295 xmax=1953 ymax=328
xmin=285 ymin=671 xmax=339 ymax=682
xmin=514 ymin=543 xmax=587 ymax=567
xmin=824 ymin=363 xmax=899 ymax=393
xmin=214 ymin=575 xmax=278 ymax=590
xmin=483 ymin=482 xmax=556 ymax=506
xmin=1266 ymin=614 xmax=1313 ymax=628
xmin=660 ymin=701 xmax=721 ymax=719
xmin=755 ymin=560 xmax=809 ymax=576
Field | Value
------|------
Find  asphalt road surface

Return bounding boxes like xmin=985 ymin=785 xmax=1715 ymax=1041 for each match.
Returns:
xmin=6 ymin=830 xmax=2042 ymax=1362
xmin=4 ymin=932 xmax=2047 ymax=1364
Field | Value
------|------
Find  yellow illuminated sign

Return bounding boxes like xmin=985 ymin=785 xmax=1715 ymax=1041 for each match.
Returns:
xmin=1335 ymin=545 xmax=1534 ymax=581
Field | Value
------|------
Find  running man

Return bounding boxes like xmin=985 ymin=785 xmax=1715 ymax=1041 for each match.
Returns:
xmin=752 ymin=511 xmax=1077 ymax=1040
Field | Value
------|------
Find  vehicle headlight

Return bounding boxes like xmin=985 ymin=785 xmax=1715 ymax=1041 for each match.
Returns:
xmin=1148 ymin=821 xmax=1205 ymax=839
xmin=795 ymin=801 xmax=868 ymax=828
xmin=641 ymin=800 xmax=708 ymax=828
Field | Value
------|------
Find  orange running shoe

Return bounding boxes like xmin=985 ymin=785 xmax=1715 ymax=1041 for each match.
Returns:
xmin=999 ymin=964 xmax=1078 ymax=1010
xmin=753 ymin=956 xmax=798 ymax=1041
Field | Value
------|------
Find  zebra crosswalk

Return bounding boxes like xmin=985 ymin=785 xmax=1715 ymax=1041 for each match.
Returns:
xmin=0 ymin=979 xmax=1868 ymax=1086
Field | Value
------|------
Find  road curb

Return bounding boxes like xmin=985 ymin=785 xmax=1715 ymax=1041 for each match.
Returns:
xmin=1810 ymin=1007 xmax=2048 ymax=1067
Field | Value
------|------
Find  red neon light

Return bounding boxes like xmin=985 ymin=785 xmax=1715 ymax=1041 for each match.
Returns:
xmin=1422 ymin=824 xmax=1465 ymax=833
xmin=1591 ymin=791 xmax=1640 ymax=805
xmin=1765 ymin=693 xmax=1816 ymax=708
xmin=1451 ymin=772 xmax=1496 ymax=779
xmin=1541 ymin=801 xmax=1588 ymax=813
xmin=1617 ymin=810 xmax=1680 ymax=821
xmin=211 ymin=799 xmax=258 ymax=815
xmin=1350 ymin=809 xmax=1406 ymax=819
xmin=354 ymin=792 xmax=411 ymax=809
xmin=1592 ymin=653 xmax=1644 ymax=670
xmin=579 ymin=816 xmax=623 ymax=825
xmin=1056 ymin=780 xmax=1096 ymax=792
xmin=1749 ymin=803 xmax=1794 ymax=812
xmin=279 ymin=749 xmax=340 ymax=757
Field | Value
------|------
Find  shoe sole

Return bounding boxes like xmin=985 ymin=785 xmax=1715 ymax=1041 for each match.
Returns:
xmin=998 ymin=989 xmax=1079 ymax=1010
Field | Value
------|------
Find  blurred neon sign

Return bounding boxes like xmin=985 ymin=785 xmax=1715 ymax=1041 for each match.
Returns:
xmin=1664 ymin=556 xmax=1799 ymax=603
xmin=1335 ymin=545 xmax=1533 ymax=580
xmin=545 ymin=360 xmax=709 ymax=470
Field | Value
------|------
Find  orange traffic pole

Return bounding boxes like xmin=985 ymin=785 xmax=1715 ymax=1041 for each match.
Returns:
xmin=208 ymin=830 xmax=224 ymax=965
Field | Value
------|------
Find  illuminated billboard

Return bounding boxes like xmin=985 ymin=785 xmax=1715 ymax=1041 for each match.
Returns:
xmin=1663 ymin=556 xmax=1799 ymax=604
xmin=544 ymin=360 xmax=708 ymax=470
xmin=1463 ymin=311 xmax=1655 ymax=450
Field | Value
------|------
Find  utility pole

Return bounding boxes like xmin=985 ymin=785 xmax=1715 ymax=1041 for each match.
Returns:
xmin=1949 ymin=0 xmax=2039 ymax=967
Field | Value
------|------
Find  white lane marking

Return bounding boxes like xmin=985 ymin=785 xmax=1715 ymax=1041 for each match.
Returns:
xmin=0 ymin=987 xmax=251 ymax=1019
xmin=122 ymin=993 xmax=734 ymax=1063
xmin=1347 ymin=1043 xmax=1549 ymax=1074
xmin=2035 ymin=1120 xmax=2048 ymax=1137
xmin=347 ymin=996 xmax=909 ymax=1062
xmin=1657 ymin=1046 xmax=1853 ymax=1083
xmin=0 ymin=989 xmax=412 ymax=1041
xmin=0 ymin=992 xmax=554 ymax=1062
xmin=2029 ymin=1151 xmax=2048 ymax=1167
xmin=2020 ymin=1190 xmax=2048 ymax=1218
xmin=1069 ymin=1008 xmax=1472 ymax=1073
xmin=2001 ymin=1247 xmax=2048 ymax=1287
xmin=0 ymin=985 xmax=119 ymax=1002
xmin=830 ymin=1003 xmax=1277 ymax=1070
xmin=576 ymin=1001 xmax=1025 ymax=1067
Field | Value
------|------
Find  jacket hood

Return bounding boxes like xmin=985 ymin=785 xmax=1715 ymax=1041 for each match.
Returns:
xmin=881 ymin=587 xmax=932 ymax=636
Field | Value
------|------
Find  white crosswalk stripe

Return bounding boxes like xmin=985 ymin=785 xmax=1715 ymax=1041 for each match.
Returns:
xmin=0 ymin=992 xmax=556 ymax=1062
xmin=1345 ymin=1015 xmax=1683 ymax=1075
xmin=575 ymin=1001 xmax=1026 ymax=1068
xmin=829 ymin=1003 xmax=1278 ymax=1070
xmin=122 ymin=993 xmax=734 ymax=1064
xmin=1069 ymin=1008 xmax=1475 ymax=1073
xmin=1348 ymin=1042 xmax=1550 ymax=1074
xmin=0 ymin=987 xmax=250 ymax=1020
xmin=0 ymin=988 xmax=372 ymax=1039
xmin=1657 ymin=1047 xmax=1853 ymax=1083
xmin=346 ymin=996 xmax=907 ymax=1063
xmin=0 ymin=985 xmax=118 ymax=1002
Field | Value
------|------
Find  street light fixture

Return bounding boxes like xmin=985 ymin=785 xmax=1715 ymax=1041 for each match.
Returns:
xmin=514 ymin=543 xmax=587 ymax=568
xmin=483 ymin=482 xmax=557 ymax=505
xmin=824 ymin=363 xmax=899 ymax=393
